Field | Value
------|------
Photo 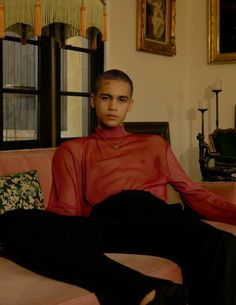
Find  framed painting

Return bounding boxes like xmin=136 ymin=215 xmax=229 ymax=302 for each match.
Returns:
xmin=136 ymin=0 xmax=176 ymax=56
xmin=208 ymin=0 xmax=236 ymax=63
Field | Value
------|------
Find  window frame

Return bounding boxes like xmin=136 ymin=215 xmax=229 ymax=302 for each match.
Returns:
xmin=0 ymin=32 xmax=104 ymax=150
xmin=0 ymin=35 xmax=42 ymax=150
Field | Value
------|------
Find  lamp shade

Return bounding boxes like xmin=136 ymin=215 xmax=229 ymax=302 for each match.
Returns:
xmin=0 ymin=0 xmax=107 ymax=44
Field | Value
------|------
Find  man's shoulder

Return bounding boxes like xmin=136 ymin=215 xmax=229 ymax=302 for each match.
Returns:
xmin=57 ymin=135 xmax=94 ymax=154
xmin=129 ymin=132 xmax=168 ymax=144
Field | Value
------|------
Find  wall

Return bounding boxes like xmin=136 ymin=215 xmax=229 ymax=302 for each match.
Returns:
xmin=104 ymin=0 xmax=236 ymax=181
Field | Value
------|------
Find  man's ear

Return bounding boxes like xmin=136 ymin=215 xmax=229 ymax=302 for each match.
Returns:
xmin=90 ymin=94 xmax=95 ymax=108
xmin=128 ymin=99 xmax=134 ymax=112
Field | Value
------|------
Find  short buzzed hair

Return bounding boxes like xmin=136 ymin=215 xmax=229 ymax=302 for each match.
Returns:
xmin=92 ymin=69 xmax=133 ymax=97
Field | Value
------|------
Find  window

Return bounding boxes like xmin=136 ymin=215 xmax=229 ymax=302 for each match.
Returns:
xmin=60 ymin=37 xmax=90 ymax=139
xmin=1 ymin=34 xmax=39 ymax=146
xmin=0 ymin=31 xmax=104 ymax=150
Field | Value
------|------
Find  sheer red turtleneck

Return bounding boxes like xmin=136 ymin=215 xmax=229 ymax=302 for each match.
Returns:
xmin=47 ymin=125 xmax=236 ymax=225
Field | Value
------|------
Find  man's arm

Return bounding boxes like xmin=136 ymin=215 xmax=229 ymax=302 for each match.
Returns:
xmin=47 ymin=142 xmax=85 ymax=216
xmin=166 ymin=145 xmax=236 ymax=225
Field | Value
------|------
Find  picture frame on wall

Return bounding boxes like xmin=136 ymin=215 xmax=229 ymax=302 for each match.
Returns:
xmin=136 ymin=0 xmax=176 ymax=56
xmin=208 ymin=0 xmax=236 ymax=63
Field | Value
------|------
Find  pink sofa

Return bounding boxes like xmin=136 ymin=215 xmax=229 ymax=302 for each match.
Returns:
xmin=0 ymin=148 xmax=236 ymax=305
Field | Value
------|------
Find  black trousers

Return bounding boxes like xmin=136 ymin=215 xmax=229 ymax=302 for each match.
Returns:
xmin=1 ymin=190 xmax=236 ymax=305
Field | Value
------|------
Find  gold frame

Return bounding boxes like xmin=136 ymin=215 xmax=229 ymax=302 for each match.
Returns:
xmin=136 ymin=0 xmax=176 ymax=56
xmin=208 ymin=0 xmax=236 ymax=63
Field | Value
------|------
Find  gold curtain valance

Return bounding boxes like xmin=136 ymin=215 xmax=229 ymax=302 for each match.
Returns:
xmin=0 ymin=0 xmax=107 ymax=45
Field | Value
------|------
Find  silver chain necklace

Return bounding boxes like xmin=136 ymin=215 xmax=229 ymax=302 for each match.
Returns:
xmin=101 ymin=135 xmax=125 ymax=150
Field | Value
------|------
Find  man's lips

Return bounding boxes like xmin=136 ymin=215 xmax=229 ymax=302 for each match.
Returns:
xmin=106 ymin=114 xmax=118 ymax=120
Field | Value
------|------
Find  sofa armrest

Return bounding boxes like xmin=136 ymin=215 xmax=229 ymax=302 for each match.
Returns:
xmin=200 ymin=182 xmax=236 ymax=205
xmin=167 ymin=182 xmax=236 ymax=205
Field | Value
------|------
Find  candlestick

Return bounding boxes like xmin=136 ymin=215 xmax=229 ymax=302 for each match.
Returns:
xmin=211 ymin=89 xmax=222 ymax=129
xmin=198 ymin=99 xmax=208 ymax=110
xmin=197 ymin=108 xmax=208 ymax=139
xmin=213 ymin=79 xmax=222 ymax=91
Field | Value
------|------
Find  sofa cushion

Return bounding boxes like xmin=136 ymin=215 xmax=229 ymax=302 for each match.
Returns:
xmin=0 ymin=253 xmax=182 ymax=305
xmin=0 ymin=148 xmax=56 ymax=206
xmin=0 ymin=170 xmax=44 ymax=214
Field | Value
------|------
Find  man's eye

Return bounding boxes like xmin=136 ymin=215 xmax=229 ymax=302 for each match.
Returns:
xmin=101 ymin=96 xmax=109 ymax=101
xmin=119 ymin=98 xmax=127 ymax=103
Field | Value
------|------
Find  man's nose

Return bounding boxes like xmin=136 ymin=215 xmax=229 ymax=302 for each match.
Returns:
xmin=108 ymin=99 xmax=118 ymax=110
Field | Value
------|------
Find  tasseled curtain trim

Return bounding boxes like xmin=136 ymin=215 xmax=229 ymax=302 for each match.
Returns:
xmin=0 ymin=0 xmax=107 ymax=47
xmin=34 ymin=0 xmax=42 ymax=37
xmin=80 ymin=2 xmax=86 ymax=37
xmin=102 ymin=4 xmax=107 ymax=42
xmin=0 ymin=1 xmax=5 ymax=38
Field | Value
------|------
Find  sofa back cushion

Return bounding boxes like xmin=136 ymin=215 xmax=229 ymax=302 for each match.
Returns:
xmin=1 ymin=148 xmax=235 ymax=210
xmin=0 ymin=148 xmax=56 ymax=207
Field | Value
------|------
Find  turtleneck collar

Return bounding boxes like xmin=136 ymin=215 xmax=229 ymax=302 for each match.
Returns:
xmin=95 ymin=124 xmax=129 ymax=139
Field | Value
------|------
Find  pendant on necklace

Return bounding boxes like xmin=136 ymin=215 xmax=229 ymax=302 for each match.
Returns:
xmin=101 ymin=135 xmax=125 ymax=150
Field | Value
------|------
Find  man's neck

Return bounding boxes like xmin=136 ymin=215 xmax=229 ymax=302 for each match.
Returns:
xmin=95 ymin=124 xmax=127 ymax=138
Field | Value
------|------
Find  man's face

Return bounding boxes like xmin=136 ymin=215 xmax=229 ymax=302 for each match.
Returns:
xmin=91 ymin=79 xmax=134 ymax=128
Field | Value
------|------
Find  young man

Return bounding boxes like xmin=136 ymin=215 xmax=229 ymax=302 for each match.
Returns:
xmin=48 ymin=69 xmax=236 ymax=224
xmin=1 ymin=69 xmax=236 ymax=305
xmin=47 ymin=69 xmax=236 ymax=304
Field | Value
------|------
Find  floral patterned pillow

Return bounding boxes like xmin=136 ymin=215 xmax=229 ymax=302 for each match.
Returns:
xmin=0 ymin=170 xmax=44 ymax=214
